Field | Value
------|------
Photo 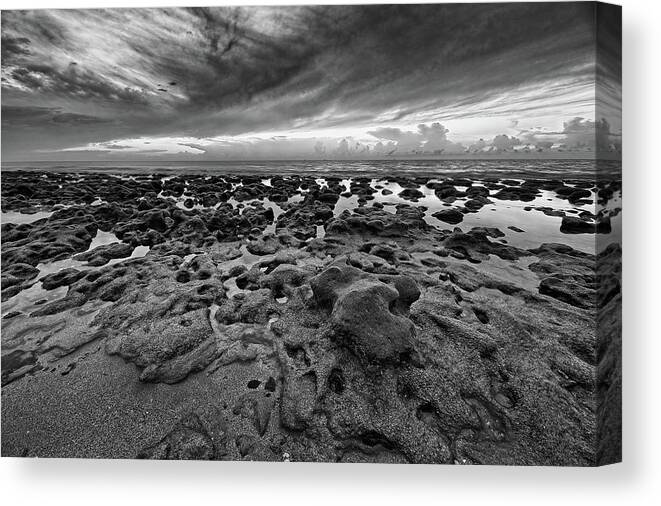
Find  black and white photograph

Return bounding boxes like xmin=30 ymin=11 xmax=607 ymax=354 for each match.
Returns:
xmin=1 ymin=1 xmax=622 ymax=467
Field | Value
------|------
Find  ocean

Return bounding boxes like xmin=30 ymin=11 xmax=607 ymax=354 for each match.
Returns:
xmin=1 ymin=158 xmax=622 ymax=180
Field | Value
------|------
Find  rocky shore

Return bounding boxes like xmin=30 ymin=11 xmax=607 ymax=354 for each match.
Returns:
xmin=1 ymin=169 xmax=621 ymax=465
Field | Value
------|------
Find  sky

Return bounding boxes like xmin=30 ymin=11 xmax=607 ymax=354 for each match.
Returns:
xmin=1 ymin=3 xmax=621 ymax=161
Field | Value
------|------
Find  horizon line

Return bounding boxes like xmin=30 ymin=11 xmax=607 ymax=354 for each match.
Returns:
xmin=1 ymin=157 xmax=622 ymax=165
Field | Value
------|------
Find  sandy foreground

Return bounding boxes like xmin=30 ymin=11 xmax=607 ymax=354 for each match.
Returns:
xmin=1 ymin=170 xmax=621 ymax=465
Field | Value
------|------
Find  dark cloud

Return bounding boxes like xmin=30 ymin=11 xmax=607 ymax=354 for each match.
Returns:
xmin=1 ymin=105 xmax=122 ymax=157
xmin=1 ymin=36 xmax=31 ymax=63
xmin=0 ymin=3 xmax=618 ymax=160
xmin=1 ymin=105 xmax=111 ymax=127
xmin=286 ymin=3 xmax=596 ymax=120
xmin=10 ymin=62 xmax=150 ymax=104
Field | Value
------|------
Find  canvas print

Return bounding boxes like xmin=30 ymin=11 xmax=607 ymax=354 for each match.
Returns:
xmin=1 ymin=2 xmax=621 ymax=465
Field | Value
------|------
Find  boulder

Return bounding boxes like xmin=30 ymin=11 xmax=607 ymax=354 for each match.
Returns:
xmin=105 ymin=307 xmax=217 ymax=384
xmin=398 ymin=188 xmax=425 ymax=201
xmin=432 ymin=208 xmax=464 ymax=225
xmin=41 ymin=268 xmax=87 ymax=290
xmin=310 ymin=264 xmax=419 ymax=363
xmin=560 ymin=216 xmax=596 ymax=234
xmin=246 ymin=235 xmax=281 ymax=256
xmin=259 ymin=264 xmax=313 ymax=297
xmin=539 ymin=276 xmax=595 ymax=309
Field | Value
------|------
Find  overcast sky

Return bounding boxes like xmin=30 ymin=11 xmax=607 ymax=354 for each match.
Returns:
xmin=1 ymin=3 xmax=621 ymax=161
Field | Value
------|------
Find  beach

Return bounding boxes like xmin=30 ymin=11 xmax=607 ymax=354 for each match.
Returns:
xmin=0 ymin=162 xmax=622 ymax=464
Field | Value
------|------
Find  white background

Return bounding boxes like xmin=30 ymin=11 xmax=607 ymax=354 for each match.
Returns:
xmin=1 ymin=0 xmax=659 ymax=505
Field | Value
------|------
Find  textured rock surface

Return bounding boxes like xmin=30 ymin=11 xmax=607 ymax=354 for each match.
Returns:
xmin=310 ymin=263 xmax=419 ymax=363
xmin=1 ymin=170 xmax=621 ymax=465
